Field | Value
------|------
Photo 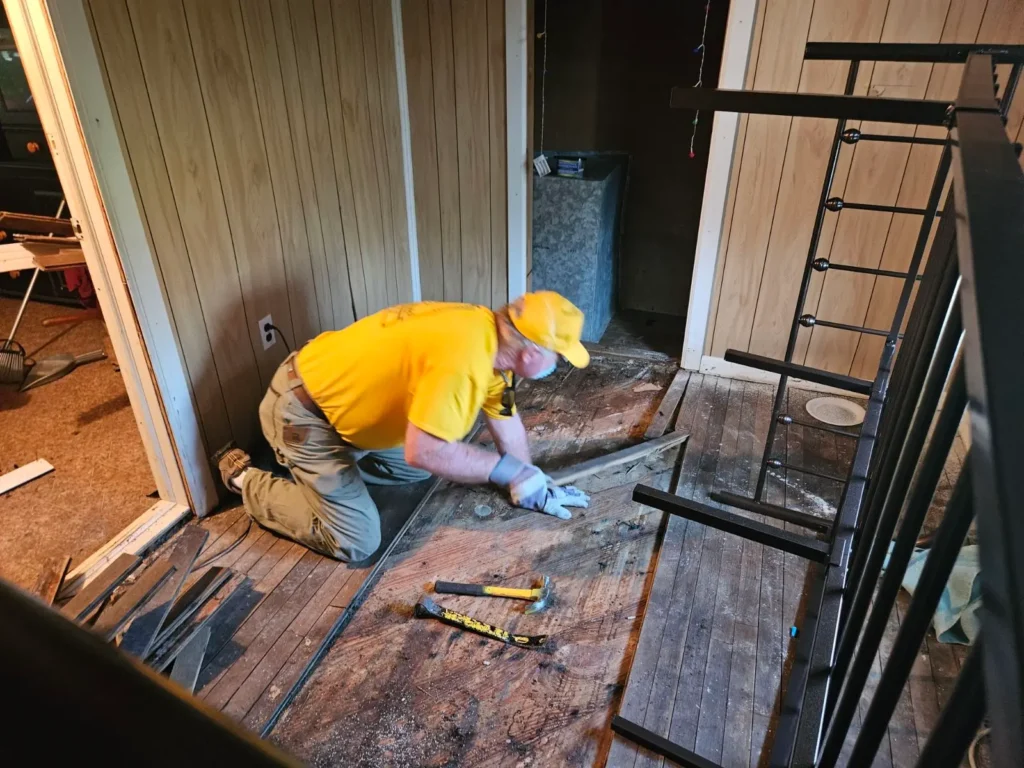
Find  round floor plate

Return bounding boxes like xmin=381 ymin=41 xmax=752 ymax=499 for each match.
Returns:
xmin=806 ymin=396 xmax=866 ymax=427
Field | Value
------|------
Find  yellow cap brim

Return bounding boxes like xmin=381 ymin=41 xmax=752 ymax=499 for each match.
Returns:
xmin=562 ymin=341 xmax=590 ymax=369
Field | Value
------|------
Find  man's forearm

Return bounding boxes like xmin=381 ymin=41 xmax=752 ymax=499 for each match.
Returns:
xmin=405 ymin=422 xmax=502 ymax=484
xmin=413 ymin=440 xmax=502 ymax=485
xmin=486 ymin=414 xmax=532 ymax=464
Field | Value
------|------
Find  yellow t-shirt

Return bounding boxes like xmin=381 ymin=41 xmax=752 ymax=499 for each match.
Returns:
xmin=295 ymin=302 xmax=513 ymax=450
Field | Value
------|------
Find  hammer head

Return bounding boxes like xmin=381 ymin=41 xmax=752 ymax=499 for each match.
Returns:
xmin=524 ymin=575 xmax=553 ymax=614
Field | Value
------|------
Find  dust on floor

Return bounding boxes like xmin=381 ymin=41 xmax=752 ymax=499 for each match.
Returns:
xmin=0 ymin=298 xmax=154 ymax=590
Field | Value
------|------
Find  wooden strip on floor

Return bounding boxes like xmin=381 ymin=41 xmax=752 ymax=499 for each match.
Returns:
xmin=61 ymin=552 xmax=140 ymax=622
xmin=94 ymin=560 xmax=176 ymax=641
xmin=694 ymin=380 xmax=747 ymax=764
xmin=119 ymin=528 xmax=207 ymax=658
xmin=33 ymin=555 xmax=71 ymax=607
xmin=667 ymin=378 xmax=731 ymax=751
xmin=170 ymin=625 xmax=212 ymax=694
xmin=644 ymin=368 xmax=689 ymax=439
xmin=0 ymin=458 xmax=54 ymax=496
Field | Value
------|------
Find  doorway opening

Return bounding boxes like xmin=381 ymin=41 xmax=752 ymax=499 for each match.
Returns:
xmin=0 ymin=8 xmax=169 ymax=594
xmin=530 ymin=0 xmax=730 ymax=359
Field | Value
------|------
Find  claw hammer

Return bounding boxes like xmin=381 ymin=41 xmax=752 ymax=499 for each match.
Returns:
xmin=434 ymin=575 xmax=553 ymax=614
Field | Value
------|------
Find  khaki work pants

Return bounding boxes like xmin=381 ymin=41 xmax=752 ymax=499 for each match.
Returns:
xmin=240 ymin=355 xmax=430 ymax=562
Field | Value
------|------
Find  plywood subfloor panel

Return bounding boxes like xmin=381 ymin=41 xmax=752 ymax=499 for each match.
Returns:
xmin=0 ymin=301 xmax=153 ymax=590
xmin=270 ymin=356 xmax=680 ymax=766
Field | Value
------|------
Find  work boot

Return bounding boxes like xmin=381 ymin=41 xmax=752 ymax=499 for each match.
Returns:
xmin=215 ymin=446 xmax=251 ymax=494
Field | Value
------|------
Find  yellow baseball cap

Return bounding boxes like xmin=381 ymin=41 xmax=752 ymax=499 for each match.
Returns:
xmin=509 ymin=291 xmax=590 ymax=368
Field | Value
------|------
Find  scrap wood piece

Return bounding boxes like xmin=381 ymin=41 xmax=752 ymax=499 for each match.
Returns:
xmin=645 ymin=369 xmax=690 ymax=439
xmin=60 ymin=552 xmax=140 ymax=622
xmin=32 ymin=555 xmax=72 ymax=607
xmin=13 ymin=233 xmax=80 ymax=246
xmin=119 ymin=527 xmax=208 ymax=659
xmin=0 ymin=459 xmax=55 ymax=496
xmin=152 ymin=566 xmax=231 ymax=650
xmin=93 ymin=560 xmax=177 ymax=642
xmin=170 ymin=625 xmax=212 ymax=695
xmin=31 ymin=249 xmax=86 ymax=271
xmin=547 ymin=430 xmax=690 ymax=487
xmin=0 ymin=211 xmax=75 ymax=237
xmin=148 ymin=573 xmax=241 ymax=672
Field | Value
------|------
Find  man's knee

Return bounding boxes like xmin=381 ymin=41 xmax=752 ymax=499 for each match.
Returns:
xmin=319 ymin=512 xmax=381 ymax=562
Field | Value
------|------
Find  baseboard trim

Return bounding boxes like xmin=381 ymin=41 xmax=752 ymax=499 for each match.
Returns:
xmin=58 ymin=500 xmax=191 ymax=600
xmin=696 ymin=355 xmax=870 ymax=398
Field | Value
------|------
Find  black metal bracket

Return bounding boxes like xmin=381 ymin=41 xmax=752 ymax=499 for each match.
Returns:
xmin=633 ymin=486 xmax=830 ymax=563
xmin=668 ymin=87 xmax=952 ymax=125
xmin=722 ymin=350 xmax=873 ymax=395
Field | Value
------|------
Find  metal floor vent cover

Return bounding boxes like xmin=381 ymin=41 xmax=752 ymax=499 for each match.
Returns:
xmin=805 ymin=396 xmax=866 ymax=427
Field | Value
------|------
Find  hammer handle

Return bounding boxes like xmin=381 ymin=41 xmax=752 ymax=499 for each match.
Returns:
xmin=434 ymin=581 xmax=534 ymax=600
xmin=434 ymin=581 xmax=486 ymax=596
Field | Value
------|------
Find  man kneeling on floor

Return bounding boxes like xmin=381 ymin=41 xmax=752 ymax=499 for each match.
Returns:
xmin=217 ymin=292 xmax=592 ymax=562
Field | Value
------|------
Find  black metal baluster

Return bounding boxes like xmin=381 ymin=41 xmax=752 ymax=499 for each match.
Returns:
xmin=845 ymin=465 xmax=975 ymax=766
xmin=753 ymin=60 xmax=860 ymax=501
xmin=816 ymin=363 xmax=967 ymax=767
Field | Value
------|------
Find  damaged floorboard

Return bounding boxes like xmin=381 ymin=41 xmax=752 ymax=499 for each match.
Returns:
xmin=270 ymin=355 xmax=680 ymax=766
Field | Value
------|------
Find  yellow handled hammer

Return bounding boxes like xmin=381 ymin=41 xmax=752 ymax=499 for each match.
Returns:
xmin=433 ymin=575 xmax=552 ymax=614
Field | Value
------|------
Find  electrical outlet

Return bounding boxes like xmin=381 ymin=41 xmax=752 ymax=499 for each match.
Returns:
xmin=258 ymin=314 xmax=276 ymax=351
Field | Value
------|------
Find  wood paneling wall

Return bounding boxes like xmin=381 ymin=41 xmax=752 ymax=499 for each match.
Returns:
xmin=87 ymin=0 xmax=414 ymax=454
xmin=706 ymin=0 xmax=1024 ymax=378
xmin=402 ymin=0 xmax=508 ymax=307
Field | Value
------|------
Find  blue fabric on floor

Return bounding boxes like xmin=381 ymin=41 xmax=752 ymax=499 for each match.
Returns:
xmin=900 ymin=544 xmax=981 ymax=645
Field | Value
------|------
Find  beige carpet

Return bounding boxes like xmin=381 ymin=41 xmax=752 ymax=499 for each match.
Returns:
xmin=0 ymin=297 xmax=154 ymax=591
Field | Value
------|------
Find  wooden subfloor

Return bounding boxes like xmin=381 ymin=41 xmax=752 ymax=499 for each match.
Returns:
xmin=151 ymin=360 xmax=968 ymax=766
xmin=270 ymin=354 xmax=680 ymax=766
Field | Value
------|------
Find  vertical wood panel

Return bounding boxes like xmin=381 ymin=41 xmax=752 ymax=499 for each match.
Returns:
xmin=288 ymin=0 xmax=359 ymax=328
xmin=487 ymin=0 xmax=508 ymax=307
xmin=708 ymin=0 xmax=815 ymax=357
xmin=403 ymin=0 xmax=444 ymax=301
xmin=240 ymin=0 xmax=321 ymax=347
xmin=402 ymin=0 xmax=445 ymax=300
xmin=124 ymin=0 xmax=261 ymax=448
xmin=359 ymin=0 xmax=399 ymax=307
xmin=87 ymin=0 xmax=230 ymax=455
xmin=427 ymin=0 xmax=463 ymax=301
xmin=746 ymin=0 xmax=889 ymax=361
xmin=849 ymin=0 xmax=987 ymax=379
xmin=451 ymin=0 xmax=491 ymax=305
xmin=182 ymin=0 xmax=293 ymax=388
xmin=803 ymin=0 xmax=954 ymax=373
xmin=314 ymin=0 xmax=370 ymax=320
xmin=270 ymin=0 xmax=336 ymax=333
xmin=373 ymin=0 xmax=416 ymax=303
xmin=708 ymin=0 xmax=1024 ymax=378
xmin=328 ymin=0 xmax=387 ymax=314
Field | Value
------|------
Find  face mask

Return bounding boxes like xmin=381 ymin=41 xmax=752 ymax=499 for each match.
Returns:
xmin=531 ymin=362 xmax=557 ymax=380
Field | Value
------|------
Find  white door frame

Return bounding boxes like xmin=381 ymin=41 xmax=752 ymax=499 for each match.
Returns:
xmin=5 ymin=0 xmax=218 ymax=591
xmin=505 ymin=0 xmax=529 ymax=300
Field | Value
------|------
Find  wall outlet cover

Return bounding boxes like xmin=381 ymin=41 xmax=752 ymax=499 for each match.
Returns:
xmin=258 ymin=314 xmax=276 ymax=351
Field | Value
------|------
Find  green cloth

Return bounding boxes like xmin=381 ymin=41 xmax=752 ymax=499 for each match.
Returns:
xmin=900 ymin=544 xmax=981 ymax=645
